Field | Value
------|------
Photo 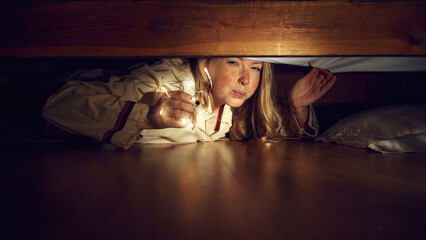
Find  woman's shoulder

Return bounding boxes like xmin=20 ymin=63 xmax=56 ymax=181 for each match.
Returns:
xmin=160 ymin=58 xmax=194 ymax=83
xmin=161 ymin=58 xmax=189 ymax=66
xmin=127 ymin=58 xmax=188 ymax=72
xmin=125 ymin=58 xmax=192 ymax=81
xmin=148 ymin=58 xmax=190 ymax=71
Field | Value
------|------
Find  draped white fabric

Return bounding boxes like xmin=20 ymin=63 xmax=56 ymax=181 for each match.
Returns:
xmin=248 ymin=57 xmax=426 ymax=73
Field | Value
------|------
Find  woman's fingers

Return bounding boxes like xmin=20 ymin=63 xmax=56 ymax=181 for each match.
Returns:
xmin=308 ymin=67 xmax=319 ymax=77
xmin=308 ymin=68 xmax=332 ymax=85
xmin=167 ymin=91 xmax=196 ymax=105
xmin=162 ymin=97 xmax=196 ymax=119
xmin=148 ymin=90 xmax=199 ymax=129
xmin=313 ymin=69 xmax=332 ymax=85
xmin=305 ymin=68 xmax=320 ymax=83
xmin=321 ymin=76 xmax=337 ymax=93
xmin=317 ymin=72 xmax=326 ymax=82
xmin=323 ymin=69 xmax=334 ymax=80
xmin=167 ymin=98 xmax=196 ymax=113
xmin=164 ymin=108 xmax=192 ymax=120
xmin=165 ymin=91 xmax=197 ymax=115
xmin=310 ymin=69 xmax=336 ymax=95
xmin=161 ymin=116 xmax=188 ymax=128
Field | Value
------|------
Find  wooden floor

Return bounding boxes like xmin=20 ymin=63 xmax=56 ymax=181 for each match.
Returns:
xmin=2 ymin=140 xmax=426 ymax=240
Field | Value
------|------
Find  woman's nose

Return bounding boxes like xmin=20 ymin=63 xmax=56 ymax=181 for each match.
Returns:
xmin=238 ymin=70 xmax=249 ymax=86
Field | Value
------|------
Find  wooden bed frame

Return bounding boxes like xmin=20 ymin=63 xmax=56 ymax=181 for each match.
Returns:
xmin=1 ymin=1 xmax=425 ymax=56
xmin=1 ymin=1 xmax=426 ymax=239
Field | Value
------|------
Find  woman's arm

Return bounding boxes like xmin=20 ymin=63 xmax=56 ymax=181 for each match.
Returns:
xmin=42 ymin=73 xmax=153 ymax=150
xmin=278 ymin=67 xmax=336 ymax=138
xmin=42 ymin=62 xmax=196 ymax=149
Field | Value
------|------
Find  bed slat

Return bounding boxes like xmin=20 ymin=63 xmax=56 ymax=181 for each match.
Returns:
xmin=0 ymin=1 xmax=425 ymax=56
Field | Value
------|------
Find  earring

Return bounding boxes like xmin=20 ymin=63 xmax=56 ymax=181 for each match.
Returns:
xmin=204 ymin=67 xmax=213 ymax=87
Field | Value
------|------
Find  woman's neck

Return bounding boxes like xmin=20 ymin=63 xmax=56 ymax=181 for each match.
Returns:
xmin=211 ymin=100 xmax=224 ymax=115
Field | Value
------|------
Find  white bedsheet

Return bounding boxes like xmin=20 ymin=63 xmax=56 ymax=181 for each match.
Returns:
xmin=248 ymin=57 xmax=426 ymax=73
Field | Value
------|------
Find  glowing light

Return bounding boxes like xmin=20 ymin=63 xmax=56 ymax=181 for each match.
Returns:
xmin=159 ymin=102 xmax=165 ymax=115
xmin=265 ymin=143 xmax=273 ymax=148
xmin=185 ymin=80 xmax=195 ymax=90
xmin=161 ymin=87 xmax=171 ymax=98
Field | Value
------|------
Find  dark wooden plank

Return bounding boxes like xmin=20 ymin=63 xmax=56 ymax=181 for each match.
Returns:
xmin=366 ymin=72 xmax=426 ymax=108
xmin=0 ymin=1 xmax=425 ymax=56
xmin=2 ymin=141 xmax=426 ymax=239
xmin=317 ymin=72 xmax=368 ymax=105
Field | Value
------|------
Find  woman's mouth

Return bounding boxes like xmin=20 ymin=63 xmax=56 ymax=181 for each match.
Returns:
xmin=231 ymin=90 xmax=246 ymax=98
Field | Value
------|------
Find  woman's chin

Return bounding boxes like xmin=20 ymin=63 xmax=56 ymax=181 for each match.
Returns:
xmin=226 ymin=100 xmax=245 ymax=108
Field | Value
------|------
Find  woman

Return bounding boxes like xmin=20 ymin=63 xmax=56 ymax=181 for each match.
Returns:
xmin=42 ymin=58 xmax=336 ymax=149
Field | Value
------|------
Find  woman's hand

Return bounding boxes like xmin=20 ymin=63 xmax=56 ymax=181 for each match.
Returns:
xmin=289 ymin=67 xmax=336 ymax=127
xmin=142 ymin=91 xmax=197 ymax=129
xmin=289 ymin=67 xmax=336 ymax=111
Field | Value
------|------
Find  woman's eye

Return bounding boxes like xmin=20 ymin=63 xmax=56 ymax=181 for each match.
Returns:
xmin=228 ymin=61 xmax=238 ymax=65
xmin=251 ymin=67 xmax=261 ymax=71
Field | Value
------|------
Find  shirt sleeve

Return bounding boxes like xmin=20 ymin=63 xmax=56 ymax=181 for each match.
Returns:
xmin=42 ymin=64 xmax=159 ymax=150
xmin=289 ymin=104 xmax=319 ymax=137
xmin=277 ymin=103 xmax=319 ymax=138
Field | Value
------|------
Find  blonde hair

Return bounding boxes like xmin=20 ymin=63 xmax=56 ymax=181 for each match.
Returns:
xmin=190 ymin=58 xmax=281 ymax=141
xmin=190 ymin=58 xmax=213 ymax=110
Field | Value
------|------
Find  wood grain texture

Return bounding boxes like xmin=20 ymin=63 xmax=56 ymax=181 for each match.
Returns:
xmin=2 ymin=140 xmax=426 ymax=239
xmin=0 ymin=1 xmax=425 ymax=56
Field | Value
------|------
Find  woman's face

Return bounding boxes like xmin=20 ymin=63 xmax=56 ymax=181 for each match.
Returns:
xmin=206 ymin=58 xmax=262 ymax=109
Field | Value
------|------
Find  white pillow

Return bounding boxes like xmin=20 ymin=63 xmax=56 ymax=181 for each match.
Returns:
xmin=315 ymin=105 xmax=426 ymax=153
